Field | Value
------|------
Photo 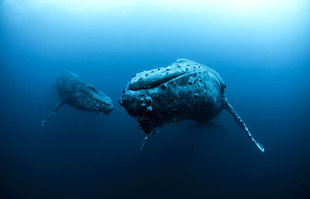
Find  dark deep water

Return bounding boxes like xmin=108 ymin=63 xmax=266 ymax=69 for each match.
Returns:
xmin=1 ymin=1 xmax=310 ymax=198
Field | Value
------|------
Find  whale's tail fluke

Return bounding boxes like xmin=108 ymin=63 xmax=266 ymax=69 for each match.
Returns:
xmin=41 ymin=100 xmax=65 ymax=127
xmin=224 ymin=98 xmax=264 ymax=152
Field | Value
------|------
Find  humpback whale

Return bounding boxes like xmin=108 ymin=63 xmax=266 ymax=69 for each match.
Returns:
xmin=119 ymin=59 xmax=264 ymax=152
xmin=42 ymin=70 xmax=114 ymax=126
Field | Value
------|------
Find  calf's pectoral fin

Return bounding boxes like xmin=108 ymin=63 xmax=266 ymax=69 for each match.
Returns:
xmin=41 ymin=100 xmax=65 ymax=127
xmin=224 ymin=98 xmax=264 ymax=152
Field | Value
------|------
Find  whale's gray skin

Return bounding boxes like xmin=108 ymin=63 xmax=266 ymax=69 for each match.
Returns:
xmin=119 ymin=59 xmax=264 ymax=152
xmin=41 ymin=70 xmax=114 ymax=126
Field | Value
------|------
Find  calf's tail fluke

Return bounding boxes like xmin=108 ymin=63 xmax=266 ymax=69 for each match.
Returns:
xmin=41 ymin=100 xmax=65 ymax=127
xmin=224 ymin=99 xmax=264 ymax=152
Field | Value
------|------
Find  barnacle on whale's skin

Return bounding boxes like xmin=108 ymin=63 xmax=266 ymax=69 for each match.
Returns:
xmin=41 ymin=70 xmax=114 ymax=126
xmin=119 ymin=59 xmax=264 ymax=152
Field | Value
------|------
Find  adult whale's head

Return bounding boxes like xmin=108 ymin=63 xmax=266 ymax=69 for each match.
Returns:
xmin=120 ymin=59 xmax=264 ymax=152
xmin=41 ymin=70 xmax=113 ymax=127
xmin=57 ymin=70 xmax=114 ymax=114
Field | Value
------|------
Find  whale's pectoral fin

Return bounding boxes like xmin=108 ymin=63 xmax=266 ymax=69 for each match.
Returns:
xmin=41 ymin=100 xmax=65 ymax=127
xmin=140 ymin=128 xmax=159 ymax=151
xmin=224 ymin=98 xmax=264 ymax=152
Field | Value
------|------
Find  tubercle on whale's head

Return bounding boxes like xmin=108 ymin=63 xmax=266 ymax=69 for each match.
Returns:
xmin=119 ymin=86 xmax=147 ymax=117
xmin=119 ymin=90 xmax=161 ymax=134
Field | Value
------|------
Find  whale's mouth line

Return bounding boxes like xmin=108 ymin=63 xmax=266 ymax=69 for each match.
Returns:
xmin=128 ymin=68 xmax=207 ymax=91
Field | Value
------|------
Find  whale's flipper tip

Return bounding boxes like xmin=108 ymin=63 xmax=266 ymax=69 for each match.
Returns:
xmin=224 ymin=99 xmax=265 ymax=153
xmin=140 ymin=134 xmax=151 ymax=151
xmin=140 ymin=141 xmax=146 ymax=151
xmin=255 ymin=142 xmax=265 ymax=152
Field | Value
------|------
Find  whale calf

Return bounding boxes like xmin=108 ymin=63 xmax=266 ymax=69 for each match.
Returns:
xmin=119 ymin=59 xmax=264 ymax=152
xmin=42 ymin=70 xmax=114 ymax=126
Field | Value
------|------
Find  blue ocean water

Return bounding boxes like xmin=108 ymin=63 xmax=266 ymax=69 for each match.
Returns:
xmin=0 ymin=1 xmax=310 ymax=198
